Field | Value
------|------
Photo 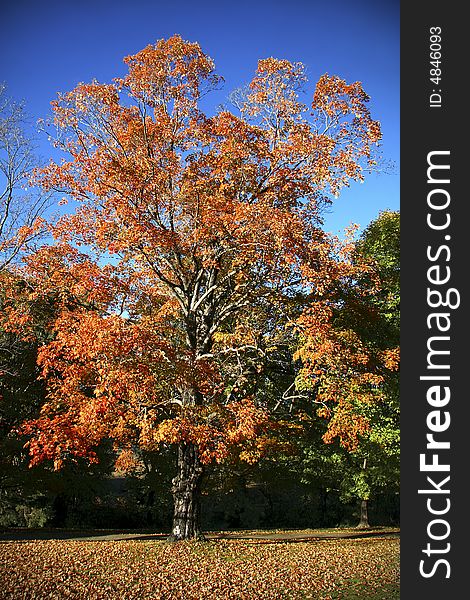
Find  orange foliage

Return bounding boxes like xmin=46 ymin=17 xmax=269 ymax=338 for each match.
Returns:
xmin=10 ymin=35 xmax=382 ymax=469
xmin=294 ymin=289 xmax=397 ymax=452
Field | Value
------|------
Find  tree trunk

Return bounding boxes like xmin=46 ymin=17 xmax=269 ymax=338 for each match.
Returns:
xmin=356 ymin=457 xmax=370 ymax=529
xmin=356 ymin=498 xmax=370 ymax=529
xmin=168 ymin=442 xmax=205 ymax=541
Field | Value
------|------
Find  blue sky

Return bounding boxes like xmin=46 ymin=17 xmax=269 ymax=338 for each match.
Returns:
xmin=1 ymin=0 xmax=399 ymax=235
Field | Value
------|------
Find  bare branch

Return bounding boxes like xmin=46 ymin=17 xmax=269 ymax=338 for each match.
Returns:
xmin=0 ymin=84 xmax=53 ymax=271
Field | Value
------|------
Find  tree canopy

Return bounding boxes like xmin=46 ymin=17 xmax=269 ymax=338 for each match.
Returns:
xmin=5 ymin=35 xmax=385 ymax=539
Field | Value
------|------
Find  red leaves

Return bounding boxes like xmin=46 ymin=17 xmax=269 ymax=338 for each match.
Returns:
xmin=145 ymin=399 xmax=270 ymax=465
xmin=21 ymin=412 xmax=99 ymax=470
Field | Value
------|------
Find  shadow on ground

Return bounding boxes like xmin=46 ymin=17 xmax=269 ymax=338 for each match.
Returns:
xmin=0 ymin=528 xmax=400 ymax=543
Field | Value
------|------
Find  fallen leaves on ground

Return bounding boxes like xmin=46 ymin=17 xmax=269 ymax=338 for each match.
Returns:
xmin=0 ymin=535 xmax=399 ymax=599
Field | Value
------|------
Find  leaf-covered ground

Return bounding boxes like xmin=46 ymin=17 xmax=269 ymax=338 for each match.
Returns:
xmin=0 ymin=535 xmax=399 ymax=599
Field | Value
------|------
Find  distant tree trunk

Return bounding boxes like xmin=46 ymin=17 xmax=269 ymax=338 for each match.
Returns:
xmin=168 ymin=442 xmax=204 ymax=540
xmin=356 ymin=457 xmax=370 ymax=529
xmin=319 ymin=488 xmax=328 ymax=525
xmin=357 ymin=498 xmax=370 ymax=529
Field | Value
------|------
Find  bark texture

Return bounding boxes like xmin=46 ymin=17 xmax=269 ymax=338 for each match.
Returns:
xmin=356 ymin=498 xmax=370 ymax=529
xmin=169 ymin=443 xmax=204 ymax=540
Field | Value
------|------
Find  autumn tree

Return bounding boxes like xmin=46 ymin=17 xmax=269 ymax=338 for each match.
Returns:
xmin=295 ymin=211 xmax=399 ymax=527
xmin=16 ymin=35 xmax=381 ymax=540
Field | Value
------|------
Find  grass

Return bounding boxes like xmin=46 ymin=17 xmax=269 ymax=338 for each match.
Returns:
xmin=329 ymin=581 xmax=400 ymax=600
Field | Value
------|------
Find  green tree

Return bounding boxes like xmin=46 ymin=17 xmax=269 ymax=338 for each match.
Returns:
xmin=295 ymin=210 xmax=399 ymax=527
xmin=351 ymin=210 xmax=399 ymax=527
